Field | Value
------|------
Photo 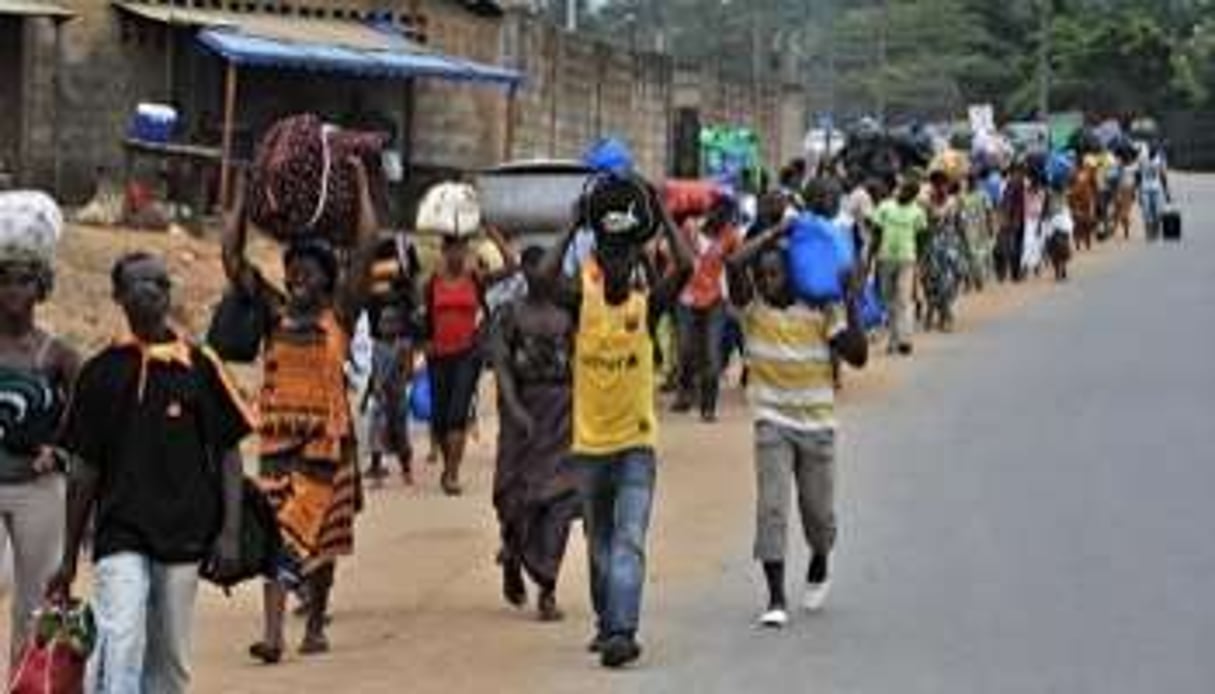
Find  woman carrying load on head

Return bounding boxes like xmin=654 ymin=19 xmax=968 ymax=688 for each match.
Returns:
xmin=222 ymin=160 xmax=380 ymax=663
xmin=421 ymin=223 xmax=517 ymax=497
xmin=0 ymin=192 xmax=80 ymax=669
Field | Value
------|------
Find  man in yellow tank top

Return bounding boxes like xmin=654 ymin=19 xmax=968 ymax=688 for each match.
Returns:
xmin=540 ymin=181 xmax=693 ymax=669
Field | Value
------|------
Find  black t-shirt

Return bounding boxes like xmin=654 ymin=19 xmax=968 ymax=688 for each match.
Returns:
xmin=62 ymin=340 xmax=253 ymax=564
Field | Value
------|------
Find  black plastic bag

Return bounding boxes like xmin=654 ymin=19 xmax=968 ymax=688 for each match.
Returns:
xmin=206 ymin=288 xmax=270 ymax=364
xmin=200 ymin=477 xmax=282 ymax=591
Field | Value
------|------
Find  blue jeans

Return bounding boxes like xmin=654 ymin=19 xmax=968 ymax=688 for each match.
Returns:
xmin=1141 ymin=189 xmax=1165 ymax=238
xmin=87 ymin=553 xmax=199 ymax=694
xmin=572 ymin=448 xmax=656 ymax=640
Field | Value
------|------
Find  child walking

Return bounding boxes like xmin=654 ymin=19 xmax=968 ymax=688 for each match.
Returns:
xmin=363 ymin=303 xmax=416 ymax=486
xmin=726 ymin=179 xmax=868 ymax=627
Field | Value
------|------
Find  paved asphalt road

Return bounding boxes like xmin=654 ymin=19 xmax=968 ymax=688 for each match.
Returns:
xmin=628 ymin=175 xmax=1215 ymax=694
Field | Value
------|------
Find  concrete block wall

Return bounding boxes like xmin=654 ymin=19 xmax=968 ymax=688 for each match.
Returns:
xmin=502 ymin=13 xmax=672 ymax=180
xmin=50 ymin=0 xmax=171 ymax=200
xmin=410 ymin=0 xmax=510 ymax=170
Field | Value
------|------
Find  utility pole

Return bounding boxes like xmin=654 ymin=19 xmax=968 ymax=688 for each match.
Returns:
xmin=566 ymin=0 xmax=577 ymax=31
xmin=1036 ymin=0 xmax=1053 ymax=121
xmin=876 ymin=0 xmax=889 ymax=122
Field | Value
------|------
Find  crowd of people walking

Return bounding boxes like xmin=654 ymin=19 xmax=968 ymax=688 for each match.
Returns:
xmin=0 ymin=119 xmax=1175 ymax=691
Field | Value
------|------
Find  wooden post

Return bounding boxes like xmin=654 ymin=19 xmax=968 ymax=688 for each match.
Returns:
xmin=503 ymin=84 xmax=518 ymax=162
xmin=218 ymin=60 xmax=239 ymax=211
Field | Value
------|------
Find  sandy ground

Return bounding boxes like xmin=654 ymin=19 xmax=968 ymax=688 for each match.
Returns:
xmin=0 ymin=218 xmax=1141 ymax=692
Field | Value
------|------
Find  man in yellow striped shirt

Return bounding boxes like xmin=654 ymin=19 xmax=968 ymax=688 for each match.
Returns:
xmin=727 ymin=179 xmax=868 ymax=628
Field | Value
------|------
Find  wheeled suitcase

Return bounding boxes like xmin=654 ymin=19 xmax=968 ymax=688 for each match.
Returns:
xmin=1162 ymin=207 xmax=1182 ymax=241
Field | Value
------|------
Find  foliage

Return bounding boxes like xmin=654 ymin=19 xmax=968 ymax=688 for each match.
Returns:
xmin=570 ymin=0 xmax=1215 ymax=120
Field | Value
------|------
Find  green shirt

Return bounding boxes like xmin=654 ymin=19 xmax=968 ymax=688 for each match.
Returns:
xmin=872 ymin=199 xmax=927 ymax=263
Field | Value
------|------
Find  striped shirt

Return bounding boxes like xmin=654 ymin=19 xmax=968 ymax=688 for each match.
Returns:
xmin=743 ymin=301 xmax=847 ymax=432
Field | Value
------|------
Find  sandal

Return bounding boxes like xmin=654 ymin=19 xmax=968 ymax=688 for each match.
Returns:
xmin=249 ymin=641 xmax=283 ymax=665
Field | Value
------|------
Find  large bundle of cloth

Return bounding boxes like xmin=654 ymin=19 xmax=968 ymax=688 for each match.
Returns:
xmin=247 ymin=114 xmax=385 ymax=246
xmin=0 ymin=190 xmax=63 ymax=265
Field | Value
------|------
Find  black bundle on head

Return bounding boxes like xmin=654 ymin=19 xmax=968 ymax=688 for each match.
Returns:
xmin=582 ymin=172 xmax=657 ymax=245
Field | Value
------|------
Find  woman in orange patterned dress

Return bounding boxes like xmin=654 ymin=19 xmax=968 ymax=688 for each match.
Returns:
xmin=222 ymin=161 xmax=379 ymax=663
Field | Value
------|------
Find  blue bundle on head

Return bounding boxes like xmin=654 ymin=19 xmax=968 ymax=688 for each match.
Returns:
xmin=786 ymin=213 xmax=846 ymax=304
xmin=583 ymin=138 xmax=635 ymax=175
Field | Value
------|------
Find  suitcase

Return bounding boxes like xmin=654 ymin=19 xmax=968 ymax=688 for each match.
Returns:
xmin=1162 ymin=207 xmax=1182 ymax=241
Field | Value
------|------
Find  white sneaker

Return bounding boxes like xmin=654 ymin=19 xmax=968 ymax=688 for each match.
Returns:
xmin=802 ymin=581 xmax=831 ymax=612
xmin=757 ymin=607 xmax=789 ymax=629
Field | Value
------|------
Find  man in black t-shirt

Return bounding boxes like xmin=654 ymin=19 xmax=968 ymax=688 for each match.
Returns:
xmin=46 ymin=253 xmax=251 ymax=694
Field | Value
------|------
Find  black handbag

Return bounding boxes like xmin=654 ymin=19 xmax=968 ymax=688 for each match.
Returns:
xmin=206 ymin=288 xmax=270 ymax=363
xmin=200 ymin=476 xmax=282 ymax=591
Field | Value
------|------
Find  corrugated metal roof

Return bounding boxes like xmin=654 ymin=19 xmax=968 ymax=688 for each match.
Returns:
xmin=197 ymin=27 xmax=521 ymax=87
xmin=0 ymin=0 xmax=73 ymax=19
xmin=115 ymin=2 xmax=406 ymax=52
xmin=115 ymin=2 xmax=521 ymax=87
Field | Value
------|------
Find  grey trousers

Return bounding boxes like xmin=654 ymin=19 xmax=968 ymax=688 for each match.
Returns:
xmin=0 ymin=474 xmax=65 ymax=666
xmin=753 ymin=422 xmax=837 ymax=563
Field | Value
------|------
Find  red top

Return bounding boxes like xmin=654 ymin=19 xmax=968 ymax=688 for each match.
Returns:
xmin=681 ymin=223 xmax=741 ymax=309
xmin=428 ymin=274 xmax=481 ymax=357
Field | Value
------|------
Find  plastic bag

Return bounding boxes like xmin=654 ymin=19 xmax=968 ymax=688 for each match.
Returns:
xmin=8 ymin=602 xmax=94 ymax=694
xmin=786 ymin=213 xmax=845 ymax=304
xmin=415 ymin=182 xmax=481 ymax=237
xmin=199 ymin=477 xmax=282 ymax=591
xmin=205 ymin=288 xmax=271 ymax=364
xmin=409 ymin=368 xmax=432 ymax=422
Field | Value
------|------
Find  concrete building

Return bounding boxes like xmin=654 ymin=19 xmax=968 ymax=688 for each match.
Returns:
xmin=7 ymin=0 xmax=813 ymax=216
xmin=0 ymin=1 xmax=73 ymax=190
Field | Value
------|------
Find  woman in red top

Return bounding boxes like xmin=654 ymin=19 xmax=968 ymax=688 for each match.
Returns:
xmin=425 ymin=230 xmax=515 ymax=495
xmin=673 ymin=198 xmax=741 ymax=421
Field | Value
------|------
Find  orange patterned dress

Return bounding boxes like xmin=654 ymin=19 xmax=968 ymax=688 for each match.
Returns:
xmin=257 ymin=310 xmax=358 ymax=576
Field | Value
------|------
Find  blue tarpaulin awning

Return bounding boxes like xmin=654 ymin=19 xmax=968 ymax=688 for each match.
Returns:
xmin=197 ymin=27 xmax=521 ymax=88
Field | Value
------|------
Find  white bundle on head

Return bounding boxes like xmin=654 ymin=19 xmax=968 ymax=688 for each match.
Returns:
xmin=416 ymin=182 xmax=481 ymax=237
xmin=0 ymin=191 xmax=64 ymax=266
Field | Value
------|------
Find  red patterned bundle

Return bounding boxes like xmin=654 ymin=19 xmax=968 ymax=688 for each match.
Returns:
xmin=247 ymin=114 xmax=385 ymax=246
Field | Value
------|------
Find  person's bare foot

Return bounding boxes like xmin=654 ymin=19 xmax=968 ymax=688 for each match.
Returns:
xmin=441 ymin=472 xmax=463 ymax=496
xmin=249 ymin=641 xmax=283 ymax=664
xmin=298 ymin=632 xmax=330 ymax=656
xmin=537 ymin=590 xmax=564 ymax=622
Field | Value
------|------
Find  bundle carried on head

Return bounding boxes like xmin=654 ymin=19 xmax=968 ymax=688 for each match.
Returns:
xmin=0 ymin=191 xmax=64 ymax=267
xmin=246 ymin=114 xmax=386 ymax=246
xmin=581 ymin=172 xmax=660 ymax=247
xmin=415 ymin=182 xmax=481 ymax=237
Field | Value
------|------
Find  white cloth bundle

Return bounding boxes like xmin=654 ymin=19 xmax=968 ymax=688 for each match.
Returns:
xmin=416 ymin=182 xmax=481 ymax=237
xmin=0 ymin=191 xmax=63 ymax=265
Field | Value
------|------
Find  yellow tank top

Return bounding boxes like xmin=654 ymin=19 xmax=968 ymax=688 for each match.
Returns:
xmin=573 ymin=260 xmax=657 ymax=456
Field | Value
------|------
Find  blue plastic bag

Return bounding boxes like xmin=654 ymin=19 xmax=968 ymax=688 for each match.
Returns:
xmin=829 ymin=218 xmax=858 ymax=272
xmin=1046 ymin=150 xmax=1076 ymax=189
xmin=408 ymin=368 xmax=432 ymax=422
xmin=787 ymin=213 xmax=845 ymax=303
xmin=583 ymin=138 xmax=634 ymax=174
xmin=860 ymin=277 xmax=886 ymax=331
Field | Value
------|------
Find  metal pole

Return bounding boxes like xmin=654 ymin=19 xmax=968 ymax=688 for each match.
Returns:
xmin=876 ymin=0 xmax=888 ymax=122
xmin=218 ymin=60 xmax=238 ymax=211
xmin=566 ymin=0 xmax=577 ymax=31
